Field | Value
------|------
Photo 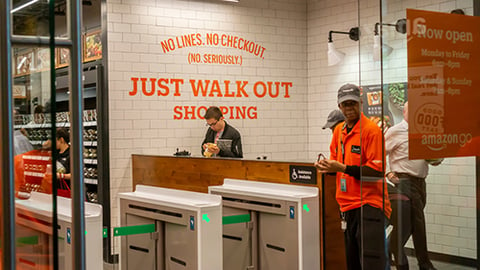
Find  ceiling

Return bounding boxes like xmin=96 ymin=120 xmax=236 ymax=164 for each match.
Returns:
xmin=12 ymin=0 xmax=99 ymax=35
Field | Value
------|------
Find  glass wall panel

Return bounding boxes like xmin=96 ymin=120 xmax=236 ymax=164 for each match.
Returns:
xmin=9 ymin=1 xmax=60 ymax=269
xmin=358 ymin=0 xmax=477 ymax=269
xmin=13 ymin=43 xmax=58 ymax=268
xmin=5 ymin=0 xmax=102 ymax=269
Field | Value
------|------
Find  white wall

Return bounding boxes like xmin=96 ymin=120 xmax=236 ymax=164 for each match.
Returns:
xmin=108 ymin=0 xmax=477 ymax=260
xmin=107 ymin=0 xmax=309 ymax=231
xmin=307 ymin=0 xmax=360 ymax=162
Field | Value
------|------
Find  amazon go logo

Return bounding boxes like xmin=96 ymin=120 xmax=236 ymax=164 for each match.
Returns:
xmin=422 ymin=133 xmax=473 ymax=151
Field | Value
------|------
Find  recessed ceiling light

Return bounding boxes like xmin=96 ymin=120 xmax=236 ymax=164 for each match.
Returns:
xmin=11 ymin=0 xmax=39 ymax=13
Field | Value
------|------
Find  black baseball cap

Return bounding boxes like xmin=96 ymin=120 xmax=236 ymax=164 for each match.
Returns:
xmin=337 ymin=83 xmax=361 ymax=104
xmin=322 ymin=109 xmax=345 ymax=129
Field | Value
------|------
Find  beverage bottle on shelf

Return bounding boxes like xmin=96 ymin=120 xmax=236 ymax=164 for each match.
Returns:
xmin=41 ymin=164 xmax=53 ymax=194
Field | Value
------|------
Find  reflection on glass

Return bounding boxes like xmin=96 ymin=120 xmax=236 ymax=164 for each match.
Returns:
xmin=11 ymin=0 xmax=50 ymax=36
xmin=13 ymin=45 xmax=55 ymax=269
xmin=373 ymin=1 xmax=477 ymax=269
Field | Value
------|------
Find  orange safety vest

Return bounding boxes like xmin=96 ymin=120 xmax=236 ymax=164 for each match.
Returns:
xmin=330 ymin=113 xmax=391 ymax=218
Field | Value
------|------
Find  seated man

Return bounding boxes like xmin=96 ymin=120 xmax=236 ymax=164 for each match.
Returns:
xmin=201 ymin=106 xmax=243 ymax=158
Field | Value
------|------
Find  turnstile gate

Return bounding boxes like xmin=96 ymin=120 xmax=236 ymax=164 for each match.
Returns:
xmin=15 ymin=192 xmax=103 ymax=270
xmin=118 ymin=185 xmax=222 ymax=270
xmin=209 ymin=179 xmax=320 ymax=270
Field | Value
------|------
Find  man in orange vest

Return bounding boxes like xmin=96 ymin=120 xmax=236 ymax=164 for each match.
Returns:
xmin=315 ymin=83 xmax=391 ymax=270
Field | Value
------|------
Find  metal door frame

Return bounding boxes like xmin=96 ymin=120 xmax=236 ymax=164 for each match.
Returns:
xmin=0 ymin=0 xmax=86 ymax=269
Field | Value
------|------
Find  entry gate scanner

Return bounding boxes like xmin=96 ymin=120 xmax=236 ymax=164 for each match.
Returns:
xmin=209 ymin=179 xmax=320 ymax=270
xmin=118 ymin=185 xmax=222 ymax=270
xmin=15 ymin=192 xmax=103 ymax=270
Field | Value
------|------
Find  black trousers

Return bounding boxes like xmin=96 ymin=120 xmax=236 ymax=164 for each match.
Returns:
xmin=390 ymin=175 xmax=434 ymax=269
xmin=389 ymin=197 xmax=412 ymax=269
xmin=343 ymin=204 xmax=388 ymax=270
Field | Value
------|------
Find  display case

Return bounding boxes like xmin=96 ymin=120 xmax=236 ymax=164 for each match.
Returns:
xmin=13 ymin=62 xmax=104 ymax=203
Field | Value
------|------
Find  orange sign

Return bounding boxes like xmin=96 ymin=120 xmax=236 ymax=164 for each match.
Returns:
xmin=407 ymin=9 xmax=480 ymax=158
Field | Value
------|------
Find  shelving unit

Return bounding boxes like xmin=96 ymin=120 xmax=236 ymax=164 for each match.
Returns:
xmin=14 ymin=62 xmax=105 ymax=204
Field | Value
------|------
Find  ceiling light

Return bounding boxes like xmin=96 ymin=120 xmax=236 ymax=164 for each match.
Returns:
xmin=373 ymin=35 xmax=393 ymax=61
xmin=11 ymin=0 xmax=39 ymax=13
xmin=327 ymin=27 xmax=359 ymax=66
xmin=373 ymin=19 xmax=406 ymax=61
xmin=327 ymin=42 xmax=345 ymax=66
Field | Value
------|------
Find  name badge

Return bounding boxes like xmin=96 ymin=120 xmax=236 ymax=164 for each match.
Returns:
xmin=340 ymin=178 xmax=347 ymax=192
xmin=351 ymin=145 xmax=361 ymax=154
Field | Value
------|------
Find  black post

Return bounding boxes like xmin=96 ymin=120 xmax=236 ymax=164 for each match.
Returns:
xmin=474 ymin=2 xmax=480 ymax=269
xmin=0 ymin=0 xmax=16 ymax=269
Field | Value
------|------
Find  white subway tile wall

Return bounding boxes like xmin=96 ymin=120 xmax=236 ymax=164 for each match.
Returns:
xmin=108 ymin=0 xmax=309 ymax=241
xmin=108 ymin=0 xmax=476 ymax=259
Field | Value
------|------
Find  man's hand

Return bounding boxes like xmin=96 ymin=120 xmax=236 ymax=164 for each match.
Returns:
xmin=314 ymin=159 xmax=346 ymax=174
xmin=205 ymin=143 xmax=220 ymax=155
xmin=209 ymin=145 xmax=220 ymax=154
xmin=386 ymin=172 xmax=400 ymax=184
xmin=426 ymin=158 xmax=444 ymax=166
xmin=42 ymin=140 xmax=52 ymax=150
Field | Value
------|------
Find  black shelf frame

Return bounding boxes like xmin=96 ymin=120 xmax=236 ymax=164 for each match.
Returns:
xmin=14 ymin=60 xmax=115 ymax=264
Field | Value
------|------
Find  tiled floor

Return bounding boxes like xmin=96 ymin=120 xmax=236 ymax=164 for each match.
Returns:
xmin=391 ymin=256 xmax=477 ymax=270
xmin=431 ymin=261 xmax=476 ymax=270
xmin=104 ymin=262 xmax=116 ymax=270
xmin=105 ymin=257 xmax=477 ymax=270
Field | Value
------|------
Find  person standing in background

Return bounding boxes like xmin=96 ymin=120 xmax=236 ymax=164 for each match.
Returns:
xmin=14 ymin=129 xmax=34 ymax=156
xmin=450 ymin=8 xmax=465 ymax=15
xmin=322 ymin=109 xmax=345 ymax=132
xmin=385 ymin=102 xmax=441 ymax=270
xmin=55 ymin=128 xmax=72 ymax=185
xmin=315 ymin=83 xmax=391 ymax=270
xmin=201 ymin=106 xmax=243 ymax=158
xmin=13 ymin=109 xmax=34 ymax=156
xmin=31 ymin=105 xmax=45 ymax=124
xmin=322 ymin=109 xmax=345 ymax=169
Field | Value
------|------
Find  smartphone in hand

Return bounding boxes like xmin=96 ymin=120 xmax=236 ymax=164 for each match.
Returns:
xmin=317 ymin=153 xmax=326 ymax=162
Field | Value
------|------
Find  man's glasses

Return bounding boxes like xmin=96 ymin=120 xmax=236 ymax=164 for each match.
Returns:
xmin=317 ymin=153 xmax=326 ymax=162
xmin=205 ymin=120 xmax=218 ymax=127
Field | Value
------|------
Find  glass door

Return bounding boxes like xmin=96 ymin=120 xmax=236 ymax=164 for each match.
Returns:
xmin=358 ymin=0 xmax=478 ymax=269
xmin=1 ymin=0 xmax=90 ymax=269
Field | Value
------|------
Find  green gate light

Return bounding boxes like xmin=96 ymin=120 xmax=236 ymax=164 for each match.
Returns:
xmin=202 ymin=214 xmax=210 ymax=223
xmin=303 ymin=204 xmax=310 ymax=212
xmin=222 ymin=214 xmax=251 ymax=225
